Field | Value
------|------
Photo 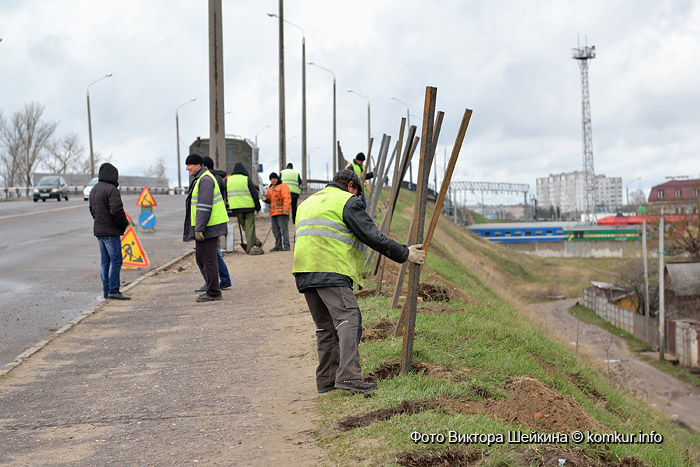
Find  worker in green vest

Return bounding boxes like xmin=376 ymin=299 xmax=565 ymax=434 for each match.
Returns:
xmin=227 ymin=162 xmax=264 ymax=255
xmin=280 ymin=162 xmax=302 ymax=223
xmin=183 ymin=154 xmax=229 ymax=302
xmin=293 ymin=169 xmax=425 ymax=394
xmin=345 ymin=153 xmax=373 ymax=208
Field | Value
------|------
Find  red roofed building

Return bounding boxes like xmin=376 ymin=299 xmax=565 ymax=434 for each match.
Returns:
xmin=648 ymin=179 xmax=700 ymax=205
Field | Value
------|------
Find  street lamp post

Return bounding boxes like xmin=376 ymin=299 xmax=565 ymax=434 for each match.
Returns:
xmin=255 ymin=124 xmax=272 ymax=147
xmin=175 ymin=97 xmax=197 ymax=190
xmin=274 ymin=0 xmax=287 ymax=171
xmin=626 ymin=177 xmax=641 ymax=214
xmin=308 ymin=62 xmax=337 ymax=175
xmin=268 ymin=13 xmax=307 ymax=190
xmin=391 ymin=96 xmax=413 ymax=185
xmin=347 ymin=89 xmax=371 ymax=157
xmin=86 ymin=73 xmax=113 ymax=179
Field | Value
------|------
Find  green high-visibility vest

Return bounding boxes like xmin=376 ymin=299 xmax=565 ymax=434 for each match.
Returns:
xmin=226 ymin=174 xmax=255 ymax=210
xmin=191 ymin=171 xmax=229 ymax=226
xmin=281 ymin=168 xmax=301 ymax=195
xmin=293 ymin=186 xmax=363 ymax=286
xmin=346 ymin=161 xmax=364 ymax=178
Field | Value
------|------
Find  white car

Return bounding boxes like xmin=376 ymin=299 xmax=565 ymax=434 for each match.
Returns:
xmin=83 ymin=177 xmax=98 ymax=201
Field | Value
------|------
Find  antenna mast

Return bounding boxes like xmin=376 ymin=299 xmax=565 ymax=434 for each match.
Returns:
xmin=572 ymin=39 xmax=596 ymax=222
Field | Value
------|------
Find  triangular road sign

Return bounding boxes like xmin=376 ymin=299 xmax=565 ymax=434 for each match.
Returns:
xmin=121 ymin=226 xmax=150 ymax=268
xmin=136 ymin=186 xmax=157 ymax=207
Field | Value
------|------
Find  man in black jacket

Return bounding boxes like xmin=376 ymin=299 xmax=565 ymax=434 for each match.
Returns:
xmin=89 ymin=163 xmax=131 ymax=300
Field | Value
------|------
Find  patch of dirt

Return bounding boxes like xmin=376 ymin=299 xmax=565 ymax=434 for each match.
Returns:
xmin=337 ymin=400 xmax=437 ymax=431
xmin=397 ymin=447 xmax=482 ymax=466
xmin=486 ymin=376 xmax=605 ymax=433
xmin=355 ymin=288 xmax=392 ymax=299
xmin=416 ymin=283 xmax=450 ymax=302
xmin=361 ymin=318 xmax=397 ymax=342
xmin=365 ymin=361 xmax=452 ymax=383
xmin=418 ymin=304 xmax=458 ymax=315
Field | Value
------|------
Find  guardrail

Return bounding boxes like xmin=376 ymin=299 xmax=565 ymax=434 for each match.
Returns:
xmin=1 ymin=185 xmax=187 ymax=200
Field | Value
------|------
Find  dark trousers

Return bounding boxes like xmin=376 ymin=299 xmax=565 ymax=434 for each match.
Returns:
xmin=196 ymin=237 xmax=221 ymax=297
xmin=291 ymin=195 xmax=299 ymax=224
xmin=271 ymin=215 xmax=290 ymax=249
xmin=303 ymin=286 xmax=362 ymax=388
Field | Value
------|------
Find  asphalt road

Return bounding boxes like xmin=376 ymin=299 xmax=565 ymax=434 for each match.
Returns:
xmin=0 ymin=194 xmax=193 ymax=368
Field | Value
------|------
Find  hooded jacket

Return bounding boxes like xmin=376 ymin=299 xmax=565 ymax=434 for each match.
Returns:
xmin=89 ymin=163 xmax=129 ymax=237
xmin=228 ymin=162 xmax=261 ymax=214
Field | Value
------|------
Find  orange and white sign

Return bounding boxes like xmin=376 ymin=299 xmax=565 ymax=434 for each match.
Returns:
xmin=121 ymin=226 xmax=150 ymax=268
xmin=136 ymin=186 xmax=157 ymax=207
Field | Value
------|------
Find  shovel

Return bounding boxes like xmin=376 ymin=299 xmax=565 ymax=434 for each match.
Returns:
xmin=237 ymin=221 xmax=248 ymax=251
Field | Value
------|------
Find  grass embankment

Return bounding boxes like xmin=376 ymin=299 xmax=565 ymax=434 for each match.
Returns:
xmin=315 ymin=189 xmax=700 ymax=466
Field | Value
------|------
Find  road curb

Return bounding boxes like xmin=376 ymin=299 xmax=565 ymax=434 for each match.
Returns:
xmin=0 ymin=250 xmax=195 ymax=377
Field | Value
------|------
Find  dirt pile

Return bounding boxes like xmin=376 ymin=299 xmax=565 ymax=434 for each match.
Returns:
xmin=486 ymin=376 xmax=605 ymax=433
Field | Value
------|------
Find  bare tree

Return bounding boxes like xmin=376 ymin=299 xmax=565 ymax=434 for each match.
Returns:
xmin=0 ymin=110 xmax=21 ymax=186
xmin=617 ymin=257 xmax=658 ymax=314
xmin=44 ymin=133 xmax=85 ymax=174
xmin=0 ymin=102 xmax=58 ymax=186
xmin=77 ymin=151 xmax=113 ymax=175
xmin=144 ymin=156 xmax=167 ymax=178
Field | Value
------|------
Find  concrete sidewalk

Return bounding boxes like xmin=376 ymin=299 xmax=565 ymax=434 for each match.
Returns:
xmin=0 ymin=245 xmax=323 ymax=466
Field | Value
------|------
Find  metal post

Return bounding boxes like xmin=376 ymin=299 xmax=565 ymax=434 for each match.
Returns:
xmin=308 ymin=62 xmax=336 ymax=176
xmin=301 ymin=36 xmax=307 ymax=189
xmin=86 ymin=73 xmax=113 ymax=179
xmin=87 ymin=92 xmax=94 ymax=179
xmin=277 ymin=0 xmax=287 ymax=170
xmin=659 ymin=211 xmax=665 ymax=361
xmin=175 ymin=112 xmax=180 ymax=188
xmin=208 ymin=0 xmax=226 ymax=169
xmin=642 ymin=219 xmax=650 ymax=317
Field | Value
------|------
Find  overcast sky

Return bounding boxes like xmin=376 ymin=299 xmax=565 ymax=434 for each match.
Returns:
xmin=2 ymin=0 xmax=699 ymax=205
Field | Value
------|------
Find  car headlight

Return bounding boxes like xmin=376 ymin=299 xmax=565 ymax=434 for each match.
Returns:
xmin=51 ymin=188 xmax=58 ymax=193
xmin=33 ymin=188 xmax=38 ymax=193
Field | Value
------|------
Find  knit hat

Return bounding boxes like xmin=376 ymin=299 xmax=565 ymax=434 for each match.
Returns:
xmin=355 ymin=152 xmax=365 ymax=162
xmin=185 ymin=154 xmax=203 ymax=165
xmin=202 ymin=156 xmax=214 ymax=170
xmin=269 ymin=172 xmax=279 ymax=180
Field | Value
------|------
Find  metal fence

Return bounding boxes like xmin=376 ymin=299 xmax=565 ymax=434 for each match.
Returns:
xmin=1 ymin=185 xmax=181 ymax=200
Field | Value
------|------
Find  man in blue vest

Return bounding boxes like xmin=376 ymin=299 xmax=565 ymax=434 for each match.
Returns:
xmin=183 ymin=154 xmax=229 ymax=302
xmin=280 ymin=162 xmax=302 ymax=223
xmin=293 ymin=169 xmax=425 ymax=393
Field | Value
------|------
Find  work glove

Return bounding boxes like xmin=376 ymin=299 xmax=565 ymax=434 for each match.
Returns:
xmin=366 ymin=171 xmax=374 ymax=180
xmin=195 ymin=231 xmax=205 ymax=242
xmin=407 ymin=243 xmax=426 ymax=264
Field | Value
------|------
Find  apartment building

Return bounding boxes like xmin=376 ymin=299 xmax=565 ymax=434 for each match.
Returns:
xmin=536 ymin=171 xmax=622 ymax=214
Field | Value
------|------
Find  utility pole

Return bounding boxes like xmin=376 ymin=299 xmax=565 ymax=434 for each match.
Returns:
xmin=208 ymin=0 xmax=226 ymax=169
xmin=658 ymin=211 xmax=665 ymax=361
xmin=642 ymin=219 xmax=650 ymax=316
xmin=572 ymin=39 xmax=596 ymax=223
xmin=277 ymin=0 xmax=287 ymax=170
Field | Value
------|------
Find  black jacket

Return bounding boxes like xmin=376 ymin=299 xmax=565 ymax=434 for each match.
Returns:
xmin=89 ymin=163 xmax=129 ymax=237
xmin=294 ymin=182 xmax=409 ymax=292
xmin=228 ymin=162 xmax=261 ymax=214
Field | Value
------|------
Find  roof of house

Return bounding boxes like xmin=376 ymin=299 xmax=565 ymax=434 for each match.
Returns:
xmin=648 ymin=179 xmax=700 ymax=203
xmin=665 ymin=262 xmax=700 ymax=297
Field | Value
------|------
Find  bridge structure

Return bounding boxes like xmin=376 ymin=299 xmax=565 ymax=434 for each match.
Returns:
xmin=443 ymin=181 xmax=530 ymax=224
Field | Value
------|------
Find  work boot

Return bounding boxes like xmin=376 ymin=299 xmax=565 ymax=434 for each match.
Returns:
xmin=196 ymin=293 xmax=222 ymax=302
xmin=270 ymin=246 xmax=283 ymax=252
xmin=317 ymin=385 xmax=336 ymax=394
xmin=249 ymin=245 xmax=264 ymax=255
xmin=107 ymin=292 xmax=131 ymax=300
xmin=195 ymin=285 xmax=206 ymax=293
xmin=334 ymin=380 xmax=377 ymax=392
xmin=220 ymin=283 xmax=232 ymax=290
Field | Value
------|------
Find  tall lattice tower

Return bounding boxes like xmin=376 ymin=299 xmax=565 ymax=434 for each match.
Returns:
xmin=572 ymin=41 xmax=596 ymax=221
